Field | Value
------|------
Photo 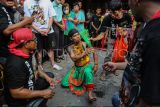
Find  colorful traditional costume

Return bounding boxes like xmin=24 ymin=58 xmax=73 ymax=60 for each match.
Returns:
xmin=61 ymin=44 xmax=94 ymax=96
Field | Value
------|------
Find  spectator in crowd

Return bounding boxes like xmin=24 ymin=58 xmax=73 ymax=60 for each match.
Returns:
xmin=90 ymin=0 xmax=132 ymax=81
xmin=14 ymin=0 xmax=25 ymax=23
xmin=90 ymin=7 xmax=102 ymax=48
xmin=24 ymin=0 xmax=62 ymax=70
xmin=104 ymin=9 xmax=110 ymax=17
xmin=63 ymin=3 xmax=75 ymax=48
xmin=86 ymin=8 xmax=94 ymax=30
xmin=78 ymin=0 xmax=84 ymax=14
xmin=52 ymin=0 xmax=65 ymax=63
xmin=77 ymin=0 xmax=87 ymax=29
xmin=5 ymin=28 xmax=55 ymax=107
xmin=0 ymin=0 xmax=33 ymax=58
xmin=0 ymin=0 xmax=33 ymax=105
xmin=105 ymin=0 xmax=160 ymax=106
xmin=72 ymin=2 xmax=85 ymax=33
xmin=17 ymin=0 xmax=25 ymax=16
xmin=86 ymin=9 xmax=94 ymax=21
xmin=61 ymin=0 xmax=66 ymax=6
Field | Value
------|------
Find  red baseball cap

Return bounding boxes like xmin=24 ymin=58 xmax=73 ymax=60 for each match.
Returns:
xmin=9 ymin=28 xmax=34 ymax=49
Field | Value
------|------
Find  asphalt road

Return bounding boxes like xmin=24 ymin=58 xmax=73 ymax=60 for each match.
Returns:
xmin=42 ymin=49 xmax=124 ymax=107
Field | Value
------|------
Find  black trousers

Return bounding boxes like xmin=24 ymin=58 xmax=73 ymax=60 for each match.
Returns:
xmin=52 ymin=24 xmax=64 ymax=57
xmin=27 ymin=72 xmax=54 ymax=107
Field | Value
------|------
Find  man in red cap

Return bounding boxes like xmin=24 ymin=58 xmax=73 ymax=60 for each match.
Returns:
xmin=4 ymin=28 xmax=55 ymax=107
xmin=0 ymin=0 xmax=33 ymax=105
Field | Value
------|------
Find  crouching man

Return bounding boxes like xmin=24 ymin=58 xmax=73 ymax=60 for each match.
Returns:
xmin=4 ymin=28 xmax=55 ymax=107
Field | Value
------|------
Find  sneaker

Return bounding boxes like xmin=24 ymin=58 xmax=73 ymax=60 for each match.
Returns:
xmin=53 ymin=64 xmax=63 ymax=70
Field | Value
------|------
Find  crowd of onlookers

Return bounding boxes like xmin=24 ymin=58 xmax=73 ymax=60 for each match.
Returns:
xmin=1 ymin=0 xmax=160 ymax=107
xmin=0 ymin=0 xmax=134 ymax=106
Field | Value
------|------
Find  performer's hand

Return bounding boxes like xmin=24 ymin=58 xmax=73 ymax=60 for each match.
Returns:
xmin=86 ymin=48 xmax=94 ymax=54
xmin=93 ymin=64 xmax=98 ymax=74
xmin=103 ymin=62 xmax=117 ymax=72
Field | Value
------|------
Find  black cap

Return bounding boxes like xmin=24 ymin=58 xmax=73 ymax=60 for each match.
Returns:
xmin=68 ymin=29 xmax=79 ymax=37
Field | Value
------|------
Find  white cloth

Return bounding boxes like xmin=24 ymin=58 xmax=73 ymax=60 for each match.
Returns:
xmin=24 ymin=0 xmax=56 ymax=33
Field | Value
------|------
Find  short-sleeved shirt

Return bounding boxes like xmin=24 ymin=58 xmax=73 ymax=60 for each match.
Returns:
xmin=91 ymin=14 xmax=102 ymax=30
xmin=63 ymin=12 xmax=75 ymax=36
xmin=24 ymin=0 xmax=56 ymax=33
xmin=52 ymin=1 xmax=63 ymax=22
xmin=0 ymin=4 xmax=14 ymax=57
xmin=4 ymin=54 xmax=35 ymax=106
xmin=100 ymin=13 xmax=132 ymax=39
xmin=73 ymin=10 xmax=85 ymax=32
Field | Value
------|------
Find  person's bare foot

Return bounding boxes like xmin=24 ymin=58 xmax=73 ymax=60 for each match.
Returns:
xmin=88 ymin=91 xmax=96 ymax=102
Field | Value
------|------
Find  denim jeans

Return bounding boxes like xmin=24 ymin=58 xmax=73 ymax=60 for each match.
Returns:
xmin=112 ymin=92 xmax=121 ymax=107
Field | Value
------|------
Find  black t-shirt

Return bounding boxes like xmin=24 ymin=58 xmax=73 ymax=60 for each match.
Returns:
xmin=138 ymin=18 xmax=160 ymax=105
xmin=91 ymin=14 xmax=102 ymax=29
xmin=100 ymin=13 xmax=132 ymax=39
xmin=4 ymin=55 xmax=35 ymax=106
xmin=0 ymin=4 xmax=14 ymax=57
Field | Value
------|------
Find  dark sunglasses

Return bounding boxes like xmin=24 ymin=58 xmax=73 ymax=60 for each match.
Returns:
xmin=26 ymin=37 xmax=37 ymax=44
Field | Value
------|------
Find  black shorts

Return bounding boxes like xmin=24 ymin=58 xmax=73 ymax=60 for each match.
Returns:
xmin=35 ymin=33 xmax=56 ymax=51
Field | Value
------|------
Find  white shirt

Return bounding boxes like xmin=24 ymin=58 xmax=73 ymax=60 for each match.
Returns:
xmin=24 ymin=0 xmax=56 ymax=33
